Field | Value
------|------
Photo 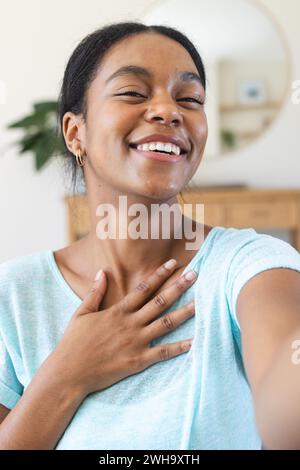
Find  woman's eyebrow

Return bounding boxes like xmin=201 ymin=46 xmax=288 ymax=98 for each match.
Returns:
xmin=105 ymin=65 xmax=203 ymax=86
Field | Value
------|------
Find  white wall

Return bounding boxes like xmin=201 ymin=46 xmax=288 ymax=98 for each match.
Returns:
xmin=0 ymin=0 xmax=299 ymax=262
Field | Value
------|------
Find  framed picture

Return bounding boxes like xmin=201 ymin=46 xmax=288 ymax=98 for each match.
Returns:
xmin=238 ymin=79 xmax=266 ymax=105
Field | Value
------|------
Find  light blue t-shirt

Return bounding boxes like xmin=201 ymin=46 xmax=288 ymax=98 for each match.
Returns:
xmin=1 ymin=226 xmax=300 ymax=450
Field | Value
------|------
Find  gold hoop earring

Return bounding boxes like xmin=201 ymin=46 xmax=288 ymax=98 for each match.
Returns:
xmin=75 ymin=150 xmax=85 ymax=167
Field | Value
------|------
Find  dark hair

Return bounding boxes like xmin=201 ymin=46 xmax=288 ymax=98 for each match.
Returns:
xmin=57 ymin=21 xmax=206 ymax=196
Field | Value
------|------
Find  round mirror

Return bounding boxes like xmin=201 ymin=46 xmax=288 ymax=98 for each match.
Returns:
xmin=141 ymin=0 xmax=290 ymax=159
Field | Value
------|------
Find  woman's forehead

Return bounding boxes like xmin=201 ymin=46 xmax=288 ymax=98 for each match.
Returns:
xmin=98 ymin=33 xmax=198 ymax=78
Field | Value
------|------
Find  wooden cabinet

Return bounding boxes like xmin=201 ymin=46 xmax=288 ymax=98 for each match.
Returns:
xmin=225 ymin=202 xmax=297 ymax=228
xmin=65 ymin=188 xmax=300 ymax=251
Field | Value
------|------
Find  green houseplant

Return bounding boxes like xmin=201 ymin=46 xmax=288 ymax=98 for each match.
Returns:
xmin=7 ymin=101 xmax=65 ymax=170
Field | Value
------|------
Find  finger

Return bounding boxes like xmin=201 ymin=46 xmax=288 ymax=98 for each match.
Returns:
xmin=75 ymin=269 xmax=107 ymax=316
xmin=142 ymin=338 xmax=193 ymax=369
xmin=119 ymin=259 xmax=178 ymax=312
xmin=138 ymin=270 xmax=198 ymax=323
xmin=142 ymin=301 xmax=195 ymax=342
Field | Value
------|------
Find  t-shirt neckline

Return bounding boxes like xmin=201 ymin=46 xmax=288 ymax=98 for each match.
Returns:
xmin=46 ymin=226 xmax=222 ymax=305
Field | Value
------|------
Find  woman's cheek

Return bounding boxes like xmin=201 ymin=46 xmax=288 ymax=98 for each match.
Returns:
xmin=195 ymin=119 xmax=208 ymax=155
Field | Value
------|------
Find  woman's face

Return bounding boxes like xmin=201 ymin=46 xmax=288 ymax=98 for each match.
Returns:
xmin=65 ymin=32 xmax=208 ymax=200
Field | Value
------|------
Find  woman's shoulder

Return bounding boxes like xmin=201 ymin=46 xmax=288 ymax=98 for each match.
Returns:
xmin=193 ymin=224 xmax=258 ymax=257
xmin=216 ymin=226 xmax=300 ymax=258
xmin=0 ymin=249 xmax=52 ymax=292
xmin=201 ymin=224 xmax=289 ymax=251
xmin=193 ymin=224 xmax=300 ymax=270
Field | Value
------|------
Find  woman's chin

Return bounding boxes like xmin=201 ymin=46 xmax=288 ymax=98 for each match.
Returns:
xmin=136 ymin=184 xmax=182 ymax=201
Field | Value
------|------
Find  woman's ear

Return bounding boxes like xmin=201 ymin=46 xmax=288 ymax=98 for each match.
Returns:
xmin=62 ymin=112 xmax=86 ymax=155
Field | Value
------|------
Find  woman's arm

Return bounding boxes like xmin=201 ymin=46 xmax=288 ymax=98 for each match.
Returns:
xmin=236 ymin=268 xmax=300 ymax=449
xmin=0 ymin=358 xmax=85 ymax=449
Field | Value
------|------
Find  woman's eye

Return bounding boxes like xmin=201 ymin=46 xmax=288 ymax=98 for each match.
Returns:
xmin=178 ymin=97 xmax=204 ymax=105
xmin=115 ymin=91 xmax=145 ymax=98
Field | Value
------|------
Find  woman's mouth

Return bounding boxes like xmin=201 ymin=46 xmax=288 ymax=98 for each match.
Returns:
xmin=128 ymin=143 xmax=187 ymax=163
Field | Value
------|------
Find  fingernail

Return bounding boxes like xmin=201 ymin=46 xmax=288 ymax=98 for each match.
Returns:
xmin=164 ymin=259 xmax=177 ymax=270
xmin=94 ymin=269 xmax=103 ymax=281
xmin=184 ymin=270 xmax=197 ymax=281
xmin=184 ymin=340 xmax=193 ymax=349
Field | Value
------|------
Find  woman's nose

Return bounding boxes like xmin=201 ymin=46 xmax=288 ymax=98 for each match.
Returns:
xmin=144 ymin=98 xmax=184 ymax=127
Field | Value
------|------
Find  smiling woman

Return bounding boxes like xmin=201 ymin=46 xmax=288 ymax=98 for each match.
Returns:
xmin=1 ymin=21 xmax=300 ymax=451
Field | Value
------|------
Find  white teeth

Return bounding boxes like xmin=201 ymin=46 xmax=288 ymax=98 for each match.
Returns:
xmin=172 ymin=144 xmax=181 ymax=156
xmin=136 ymin=141 xmax=181 ymax=155
xmin=164 ymin=143 xmax=172 ymax=153
xmin=156 ymin=142 xmax=165 ymax=152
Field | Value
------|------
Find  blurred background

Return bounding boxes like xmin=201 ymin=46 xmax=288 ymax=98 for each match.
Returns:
xmin=1 ymin=0 xmax=300 ymax=262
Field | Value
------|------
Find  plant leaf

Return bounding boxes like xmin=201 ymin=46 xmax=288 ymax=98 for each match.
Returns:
xmin=29 ymin=131 xmax=56 ymax=170
xmin=18 ymin=132 xmax=44 ymax=153
xmin=7 ymin=112 xmax=47 ymax=129
xmin=33 ymin=101 xmax=58 ymax=114
xmin=6 ymin=100 xmax=65 ymax=170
